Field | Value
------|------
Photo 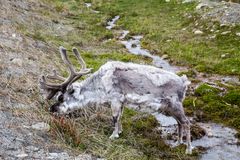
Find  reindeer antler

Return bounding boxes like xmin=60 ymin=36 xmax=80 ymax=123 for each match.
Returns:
xmin=39 ymin=46 xmax=92 ymax=100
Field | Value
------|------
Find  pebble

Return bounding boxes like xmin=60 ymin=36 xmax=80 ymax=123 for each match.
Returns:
xmin=31 ymin=122 xmax=50 ymax=131
xmin=16 ymin=153 xmax=28 ymax=158
xmin=194 ymin=30 xmax=203 ymax=35
xmin=182 ymin=0 xmax=194 ymax=3
xmin=221 ymin=31 xmax=231 ymax=35
xmin=161 ymin=54 xmax=169 ymax=59
xmin=236 ymin=32 xmax=240 ymax=36
xmin=75 ymin=154 xmax=93 ymax=160
xmin=11 ymin=58 xmax=23 ymax=66
xmin=196 ymin=3 xmax=208 ymax=10
xmin=209 ymin=35 xmax=216 ymax=39
xmin=221 ymin=54 xmax=226 ymax=58
xmin=220 ymin=24 xmax=227 ymax=27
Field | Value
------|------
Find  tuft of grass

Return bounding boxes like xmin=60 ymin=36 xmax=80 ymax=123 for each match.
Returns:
xmin=50 ymin=107 xmax=199 ymax=159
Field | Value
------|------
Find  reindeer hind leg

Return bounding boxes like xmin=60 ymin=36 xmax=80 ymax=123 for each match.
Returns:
xmin=171 ymin=102 xmax=192 ymax=154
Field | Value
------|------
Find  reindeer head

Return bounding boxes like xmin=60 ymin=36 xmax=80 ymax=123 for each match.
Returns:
xmin=39 ymin=46 xmax=91 ymax=113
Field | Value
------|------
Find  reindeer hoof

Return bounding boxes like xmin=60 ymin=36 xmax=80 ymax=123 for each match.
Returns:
xmin=109 ymin=133 xmax=119 ymax=140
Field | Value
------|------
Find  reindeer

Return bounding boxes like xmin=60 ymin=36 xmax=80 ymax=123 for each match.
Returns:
xmin=39 ymin=46 xmax=192 ymax=154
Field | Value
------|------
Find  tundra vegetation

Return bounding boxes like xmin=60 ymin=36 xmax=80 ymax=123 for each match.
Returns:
xmin=16 ymin=0 xmax=240 ymax=159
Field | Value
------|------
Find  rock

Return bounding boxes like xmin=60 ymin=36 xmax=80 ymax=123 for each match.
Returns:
xmin=209 ymin=35 xmax=216 ymax=39
xmin=221 ymin=31 xmax=231 ymax=35
xmin=191 ymin=124 xmax=206 ymax=140
xmin=75 ymin=154 xmax=93 ymax=160
xmin=205 ymin=126 xmax=213 ymax=137
xmin=221 ymin=54 xmax=226 ymax=58
xmin=11 ymin=58 xmax=23 ymax=66
xmin=182 ymin=0 xmax=194 ymax=3
xmin=47 ymin=152 xmax=70 ymax=159
xmin=181 ymin=27 xmax=187 ymax=31
xmin=196 ymin=3 xmax=208 ymax=10
xmin=221 ymin=53 xmax=230 ymax=58
xmin=194 ymin=30 xmax=203 ymax=35
xmin=12 ymin=33 xmax=16 ymax=38
xmin=131 ymin=44 xmax=137 ymax=48
xmin=31 ymin=122 xmax=50 ymax=131
xmin=220 ymin=23 xmax=227 ymax=27
xmin=166 ymin=39 xmax=172 ymax=42
xmin=236 ymin=32 xmax=240 ymax=36
xmin=161 ymin=54 xmax=169 ymax=59
xmin=165 ymin=0 xmax=170 ymax=2
xmin=16 ymin=153 xmax=28 ymax=158
xmin=221 ymin=76 xmax=240 ymax=85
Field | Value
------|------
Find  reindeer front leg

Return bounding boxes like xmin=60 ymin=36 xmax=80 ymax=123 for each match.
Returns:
xmin=109 ymin=100 xmax=123 ymax=139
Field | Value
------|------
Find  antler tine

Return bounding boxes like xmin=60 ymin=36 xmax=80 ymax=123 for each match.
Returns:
xmin=72 ymin=47 xmax=86 ymax=70
xmin=59 ymin=46 xmax=75 ymax=76
xmin=39 ymin=75 xmax=60 ymax=100
xmin=46 ymin=70 xmax=66 ymax=81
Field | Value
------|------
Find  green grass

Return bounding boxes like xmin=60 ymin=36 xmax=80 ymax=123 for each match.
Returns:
xmin=95 ymin=0 xmax=240 ymax=75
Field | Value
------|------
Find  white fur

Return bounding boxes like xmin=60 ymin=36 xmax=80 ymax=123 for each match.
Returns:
xmin=55 ymin=61 xmax=192 ymax=154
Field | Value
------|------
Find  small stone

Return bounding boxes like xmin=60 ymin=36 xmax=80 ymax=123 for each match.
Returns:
xmin=209 ymin=35 xmax=216 ymax=39
xmin=75 ymin=154 xmax=92 ymax=160
xmin=11 ymin=58 xmax=23 ymax=66
xmin=196 ymin=3 xmax=208 ymax=10
xmin=182 ymin=0 xmax=194 ymax=3
xmin=194 ymin=30 xmax=203 ymax=35
xmin=48 ymin=152 xmax=70 ymax=159
xmin=32 ymin=122 xmax=50 ymax=131
xmin=221 ymin=31 xmax=231 ymax=35
xmin=161 ymin=54 xmax=169 ymax=59
xmin=221 ymin=54 xmax=226 ymax=58
xmin=16 ymin=153 xmax=28 ymax=158
xmin=131 ymin=44 xmax=137 ymax=48
xmin=236 ymin=33 xmax=240 ymax=36
xmin=220 ymin=24 xmax=227 ymax=27
xmin=165 ymin=0 xmax=170 ymax=2
xmin=12 ymin=33 xmax=16 ymax=38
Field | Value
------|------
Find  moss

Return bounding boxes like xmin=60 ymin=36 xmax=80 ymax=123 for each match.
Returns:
xmin=187 ymin=83 xmax=240 ymax=139
xmin=178 ymin=69 xmax=197 ymax=79
xmin=223 ymin=90 xmax=240 ymax=106
xmin=194 ymin=84 xmax=221 ymax=96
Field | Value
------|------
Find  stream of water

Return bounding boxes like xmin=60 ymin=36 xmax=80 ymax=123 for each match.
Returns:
xmin=106 ymin=15 xmax=240 ymax=160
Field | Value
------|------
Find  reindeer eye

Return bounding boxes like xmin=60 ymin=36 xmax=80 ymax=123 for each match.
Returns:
xmin=57 ymin=94 xmax=64 ymax=102
xmin=68 ymin=88 xmax=75 ymax=94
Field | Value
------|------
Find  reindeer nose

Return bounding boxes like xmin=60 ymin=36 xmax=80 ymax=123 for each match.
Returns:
xmin=50 ymin=102 xmax=60 ymax=113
